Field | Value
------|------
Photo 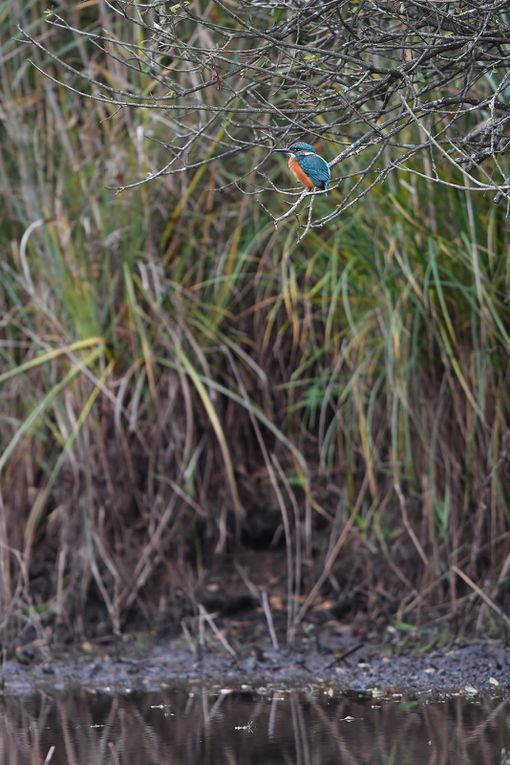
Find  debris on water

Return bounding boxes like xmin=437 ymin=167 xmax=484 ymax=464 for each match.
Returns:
xmin=234 ymin=720 xmax=254 ymax=732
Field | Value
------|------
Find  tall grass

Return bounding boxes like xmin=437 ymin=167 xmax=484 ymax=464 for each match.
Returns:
xmin=1 ymin=1 xmax=510 ymax=648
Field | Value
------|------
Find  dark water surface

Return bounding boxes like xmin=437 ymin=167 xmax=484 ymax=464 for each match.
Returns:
xmin=1 ymin=685 xmax=509 ymax=764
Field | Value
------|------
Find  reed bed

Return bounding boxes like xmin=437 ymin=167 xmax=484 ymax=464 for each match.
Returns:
xmin=1 ymin=1 xmax=510 ymax=648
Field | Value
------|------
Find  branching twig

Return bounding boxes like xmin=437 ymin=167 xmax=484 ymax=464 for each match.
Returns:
xmin=23 ymin=2 xmax=510 ymax=229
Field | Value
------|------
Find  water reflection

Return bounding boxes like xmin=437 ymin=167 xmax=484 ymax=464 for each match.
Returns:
xmin=1 ymin=685 xmax=509 ymax=764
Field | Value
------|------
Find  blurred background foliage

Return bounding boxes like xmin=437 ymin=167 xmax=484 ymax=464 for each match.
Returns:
xmin=1 ymin=0 xmax=510 ymax=649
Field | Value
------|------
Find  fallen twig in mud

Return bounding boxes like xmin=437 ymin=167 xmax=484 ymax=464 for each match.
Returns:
xmin=325 ymin=643 xmax=364 ymax=670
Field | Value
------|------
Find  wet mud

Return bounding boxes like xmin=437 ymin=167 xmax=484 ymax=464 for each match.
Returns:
xmin=2 ymin=634 xmax=509 ymax=698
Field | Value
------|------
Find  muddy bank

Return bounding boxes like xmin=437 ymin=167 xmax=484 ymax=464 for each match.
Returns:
xmin=2 ymin=635 xmax=509 ymax=697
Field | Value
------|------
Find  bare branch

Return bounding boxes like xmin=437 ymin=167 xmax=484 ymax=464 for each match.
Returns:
xmin=24 ymin=1 xmax=510 ymax=228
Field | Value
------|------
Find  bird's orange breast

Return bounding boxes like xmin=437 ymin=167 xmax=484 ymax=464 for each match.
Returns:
xmin=288 ymin=156 xmax=315 ymax=190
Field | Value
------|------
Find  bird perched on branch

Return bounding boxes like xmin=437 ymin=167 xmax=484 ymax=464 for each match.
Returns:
xmin=273 ymin=142 xmax=331 ymax=192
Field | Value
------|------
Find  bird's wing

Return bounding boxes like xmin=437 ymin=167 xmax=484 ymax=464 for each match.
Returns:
xmin=298 ymin=154 xmax=331 ymax=186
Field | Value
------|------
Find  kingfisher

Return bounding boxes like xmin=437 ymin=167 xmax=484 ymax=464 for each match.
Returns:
xmin=273 ymin=142 xmax=331 ymax=192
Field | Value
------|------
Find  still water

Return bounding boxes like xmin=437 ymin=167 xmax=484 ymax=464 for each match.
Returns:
xmin=1 ymin=685 xmax=509 ymax=764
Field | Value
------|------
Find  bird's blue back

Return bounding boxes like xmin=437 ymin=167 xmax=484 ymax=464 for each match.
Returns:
xmin=297 ymin=152 xmax=331 ymax=190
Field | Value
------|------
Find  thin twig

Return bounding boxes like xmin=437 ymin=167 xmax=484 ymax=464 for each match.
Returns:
xmin=261 ymin=591 xmax=280 ymax=651
xmin=452 ymin=565 xmax=510 ymax=631
xmin=198 ymin=604 xmax=238 ymax=658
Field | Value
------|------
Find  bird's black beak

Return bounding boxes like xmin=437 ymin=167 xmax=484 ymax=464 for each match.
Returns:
xmin=272 ymin=147 xmax=289 ymax=153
